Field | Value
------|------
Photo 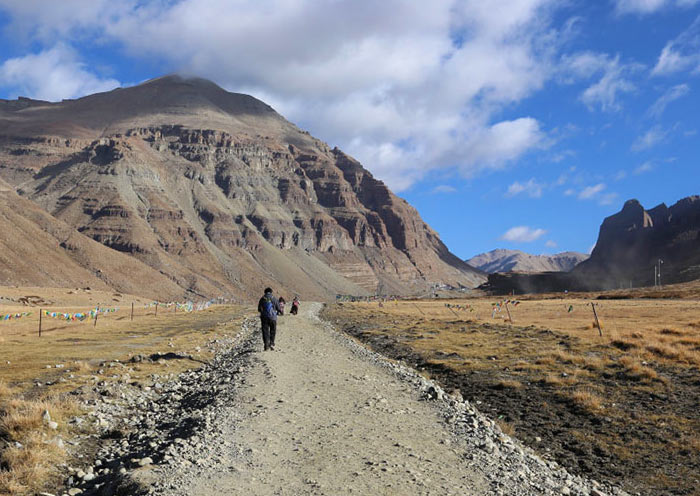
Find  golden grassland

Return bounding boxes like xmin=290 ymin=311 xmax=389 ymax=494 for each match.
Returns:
xmin=356 ymin=296 xmax=700 ymax=367
xmin=0 ymin=286 xmax=249 ymax=495
xmin=324 ymin=293 xmax=700 ymax=496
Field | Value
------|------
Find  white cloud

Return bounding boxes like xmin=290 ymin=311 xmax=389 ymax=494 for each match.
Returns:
xmin=0 ymin=1 xmax=129 ymax=42
xmin=500 ymin=226 xmax=547 ymax=242
xmin=506 ymin=178 xmax=544 ymax=198
xmin=549 ymin=149 xmax=576 ymax=164
xmin=648 ymin=84 xmax=690 ymax=117
xmin=634 ymin=161 xmax=654 ymax=174
xmin=462 ymin=118 xmax=546 ymax=170
xmin=652 ymin=15 xmax=700 ymax=76
xmin=560 ymin=51 xmax=610 ymax=79
xmin=578 ymin=183 xmax=606 ymax=199
xmin=598 ymin=192 xmax=619 ymax=205
xmin=553 ymin=164 xmax=578 ymax=187
xmin=631 ymin=125 xmax=668 ymax=151
xmin=431 ymin=185 xmax=457 ymax=194
xmin=0 ymin=43 xmax=119 ymax=101
xmin=545 ymin=239 xmax=558 ymax=248
xmin=564 ymin=188 xmax=576 ymax=196
xmin=581 ymin=60 xmax=636 ymax=111
xmin=614 ymin=0 xmax=700 ymax=15
xmin=560 ymin=52 xmax=639 ymax=112
xmin=575 ymin=183 xmax=618 ymax=205
xmin=614 ymin=170 xmax=628 ymax=181
xmin=0 ymin=0 xmax=564 ymax=191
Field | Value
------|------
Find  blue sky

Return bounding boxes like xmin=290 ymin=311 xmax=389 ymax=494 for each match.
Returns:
xmin=0 ymin=0 xmax=698 ymax=260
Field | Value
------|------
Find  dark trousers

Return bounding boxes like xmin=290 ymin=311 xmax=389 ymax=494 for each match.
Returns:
xmin=261 ymin=318 xmax=277 ymax=349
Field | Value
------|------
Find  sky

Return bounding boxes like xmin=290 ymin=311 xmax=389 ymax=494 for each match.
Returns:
xmin=0 ymin=0 xmax=698 ymax=260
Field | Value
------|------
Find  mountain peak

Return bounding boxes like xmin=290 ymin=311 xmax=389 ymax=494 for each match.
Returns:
xmin=97 ymin=73 xmax=277 ymax=118
xmin=622 ymin=198 xmax=643 ymax=211
xmin=0 ymin=73 xmax=282 ymax=139
xmin=0 ymin=74 xmax=484 ymax=298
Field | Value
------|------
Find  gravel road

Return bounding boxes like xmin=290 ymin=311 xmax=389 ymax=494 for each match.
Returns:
xmin=65 ymin=304 xmax=628 ymax=496
xmin=182 ymin=303 xmax=488 ymax=496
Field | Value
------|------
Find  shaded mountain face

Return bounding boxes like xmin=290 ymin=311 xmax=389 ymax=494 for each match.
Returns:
xmin=574 ymin=197 xmax=700 ymax=286
xmin=467 ymin=249 xmax=588 ymax=274
xmin=480 ymin=195 xmax=700 ymax=294
xmin=0 ymin=76 xmax=483 ymax=299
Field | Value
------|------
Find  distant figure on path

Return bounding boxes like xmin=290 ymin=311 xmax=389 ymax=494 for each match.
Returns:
xmin=257 ymin=287 xmax=281 ymax=351
xmin=290 ymin=296 xmax=300 ymax=315
xmin=278 ymin=296 xmax=286 ymax=315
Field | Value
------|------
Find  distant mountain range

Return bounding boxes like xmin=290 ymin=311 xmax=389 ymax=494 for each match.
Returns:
xmin=466 ymin=249 xmax=588 ymax=274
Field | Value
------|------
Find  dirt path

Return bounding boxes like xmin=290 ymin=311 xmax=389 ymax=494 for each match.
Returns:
xmin=183 ymin=303 xmax=488 ymax=495
xmin=85 ymin=304 xmax=625 ymax=496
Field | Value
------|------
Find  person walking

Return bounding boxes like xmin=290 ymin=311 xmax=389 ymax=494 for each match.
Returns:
xmin=257 ymin=287 xmax=281 ymax=351
xmin=278 ymin=296 xmax=286 ymax=315
xmin=290 ymin=296 xmax=300 ymax=315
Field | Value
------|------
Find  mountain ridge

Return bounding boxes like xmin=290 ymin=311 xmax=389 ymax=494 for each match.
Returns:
xmin=480 ymin=195 xmax=700 ymax=294
xmin=0 ymin=75 xmax=484 ymax=300
xmin=574 ymin=196 xmax=700 ymax=286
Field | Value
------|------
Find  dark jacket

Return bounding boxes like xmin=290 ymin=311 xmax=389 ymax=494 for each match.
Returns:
xmin=257 ymin=292 xmax=281 ymax=322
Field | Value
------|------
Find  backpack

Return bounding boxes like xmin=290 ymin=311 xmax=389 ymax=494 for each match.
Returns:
xmin=262 ymin=296 xmax=276 ymax=320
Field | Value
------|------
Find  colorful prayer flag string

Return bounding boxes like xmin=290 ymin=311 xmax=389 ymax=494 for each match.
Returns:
xmin=0 ymin=312 xmax=32 ymax=322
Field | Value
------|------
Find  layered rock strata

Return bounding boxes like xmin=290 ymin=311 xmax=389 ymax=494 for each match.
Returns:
xmin=0 ymin=75 xmax=483 ymax=299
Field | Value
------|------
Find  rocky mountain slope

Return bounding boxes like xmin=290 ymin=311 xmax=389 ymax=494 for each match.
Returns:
xmin=467 ymin=249 xmax=587 ymax=273
xmin=0 ymin=177 xmax=184 ymax=299
xmin=574 ymin=196 xmax=700 ymax=286
xmin=0 ymin=75 xmax=483 ymax=300
xmin=481 ymin=196 xmax=700 ymax=294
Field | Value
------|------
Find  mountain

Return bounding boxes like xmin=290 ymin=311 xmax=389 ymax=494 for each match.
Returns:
xmin=0 ymin=75 xmax=484 ymax=300
xmin=0 ymin=177 xmax=184 ymax=299
xmin=574 ymin=196 xmax=700 ymax=287
xmin=466 ymin=249 xmax=588 ymax=274
xmin=480 ymin=195 xmax=700 ymax=294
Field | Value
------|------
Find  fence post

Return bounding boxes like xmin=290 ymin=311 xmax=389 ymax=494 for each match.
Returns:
xmin=39 ymin=308 xmax=42 ymax=337
xmin=505 ymin=301 xmax=513 ymax=324
xmin=412 ymin=301 xmax=425 ymax=316
xmin=591 ymin=302 xmax=602 ymax=337
xmin=155 ymin=302 xmax=158 ymax=317
xmin=131 ymin=302 xmax=134 ymax=321
xmin=94 ymin=310 xmax=98 ymax=327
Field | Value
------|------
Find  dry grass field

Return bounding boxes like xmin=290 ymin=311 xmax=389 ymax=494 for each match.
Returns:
xmin=0 ymin=286 xmax=248 ymax=495
xmin=323 ymin=289 xmax=700 ymax=496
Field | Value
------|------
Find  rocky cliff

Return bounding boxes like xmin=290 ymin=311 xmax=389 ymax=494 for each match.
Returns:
xmin=0 ymin=75 xmax=483 ymax=300
xmin=467 ymin=249 xmax=587 ymax=274
xmin=480 ymin=196 xmax=700 ymax=294
xmin=574 ymin=196 xmax=700 ymax=286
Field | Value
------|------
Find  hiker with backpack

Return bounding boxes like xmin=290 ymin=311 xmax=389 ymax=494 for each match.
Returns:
xmin=257 ymin=287 xmax=282 ymax=351
xmin=290 ymin=296 xmax=300 ymax=315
